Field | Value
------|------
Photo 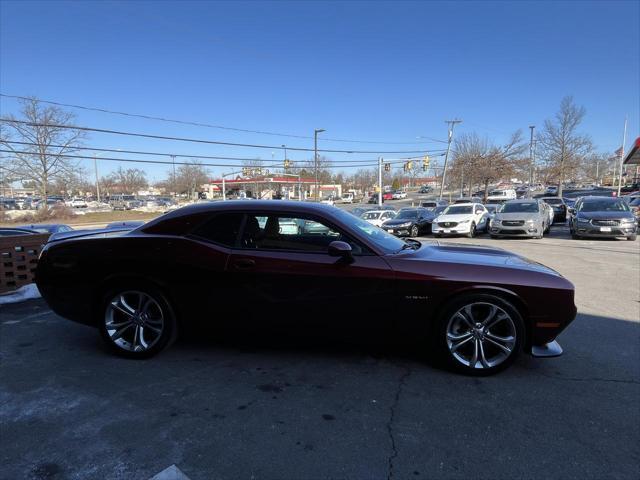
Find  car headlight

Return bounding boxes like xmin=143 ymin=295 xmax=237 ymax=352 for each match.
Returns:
xmin=621 ymin=218 xmax=635 ymax=224
xmin=526 ymin=219 xmax=535 ymax=225
xmin=491 ymin=219 xmax=501 ymax=226
xmin=577 ymin=217 xmax=590 ymax=223
xmin=458 ymin=219 xmax=470 ymax=224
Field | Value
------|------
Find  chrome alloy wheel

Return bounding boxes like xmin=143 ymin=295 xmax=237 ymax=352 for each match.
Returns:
xmin=105 ymin=291 xmax=164 ymax=352
xmin=446 ymin=302 xmax=516 ymax=369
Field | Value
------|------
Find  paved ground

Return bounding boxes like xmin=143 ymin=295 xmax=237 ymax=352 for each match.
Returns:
xmin=1 ymin=220 xmax=639 ymax=480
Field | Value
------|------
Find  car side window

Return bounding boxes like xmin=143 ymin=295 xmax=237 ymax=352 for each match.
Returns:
xmin=241 ymin=214 xmax=365 ymax=254
xmin=191 ymin=213 xmax=244 ymax=247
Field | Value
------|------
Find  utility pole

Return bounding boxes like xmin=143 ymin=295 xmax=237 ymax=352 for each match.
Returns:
xmin=617 ymin=116 xmax=628 ymax=197
xmin=93 ymin=154 xmax=101 ymax=202
xmin=314 ymin=129 xmax=325 ymax=201
xmin=528 ymin=125 xmax=535 ymax=198
xmin=439 ymin=119 xmax=462 ymax=200
xmin=378 ymin=157 xmax=383 ymax=206
xmin=171 ymin=155 xmax=176 ymax=198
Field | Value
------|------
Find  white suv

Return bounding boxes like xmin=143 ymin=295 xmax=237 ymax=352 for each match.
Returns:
xmin=432 ymin=203 xmax=489 ymax=238
xmin=362 ymin=210 xmax=396 ymax=227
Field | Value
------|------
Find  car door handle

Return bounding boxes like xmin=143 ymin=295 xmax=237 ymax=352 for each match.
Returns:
xmin=232 ymin=259 xmax=256 ymax=270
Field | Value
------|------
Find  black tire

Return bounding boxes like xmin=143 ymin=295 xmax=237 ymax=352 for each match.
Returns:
xmin=628 ymin=234 xmax=637 ymax=241
xmin=434 ymin=293 xmax=525 ymax=376
xmin=490 ymin=234 xmax=499 ymax=239
xmin=434 ymin=233 xmax=442 ymax=238
xmin=571 ymin=232 xmax=581 ymax=240
xmin=410 ymin=225 xmax=419 ymax=237
xmin=467 ymin=222 xmax=476 ymax=238
xmin=98 ymin=282 xmax=178 ymax=359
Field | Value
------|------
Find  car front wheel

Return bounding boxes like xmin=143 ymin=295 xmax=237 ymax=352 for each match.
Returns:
xmin=99 ymin=286 xmax=177 ymax=358
xmin=436 ymin=295 xmax=524 ymax=375
xmin=467 ymin=222 xmax=476 ymax=238
xmin=410 ymin=225 xmax=419 ymax=237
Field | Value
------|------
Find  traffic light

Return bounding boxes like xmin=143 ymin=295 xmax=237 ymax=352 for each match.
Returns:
xmin=422 ymin=155 xmax=430 ymax=168
xmin=407 ymin=161 xmax=413 ymax=170
xmin=284 ymin=159 xmax=291 ymax=169
xmin=384 ymin=163 xmax=390 ymax=172
xmin=242 ymin=167 xmax=249 ymax=176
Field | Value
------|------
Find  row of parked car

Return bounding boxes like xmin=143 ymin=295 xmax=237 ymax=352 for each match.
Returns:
xmin=351 ymin=193 xmax=639 ymax=241
xmin=0 ymin=194 xmax=177 ymax=211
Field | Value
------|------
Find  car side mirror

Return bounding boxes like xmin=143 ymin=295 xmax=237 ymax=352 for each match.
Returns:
xmin=328 ymin=240 xmax=353 ymax=263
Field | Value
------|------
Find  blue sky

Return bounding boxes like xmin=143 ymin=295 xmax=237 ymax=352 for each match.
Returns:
xmin=1 ymin=0 xmax=638 ymax=182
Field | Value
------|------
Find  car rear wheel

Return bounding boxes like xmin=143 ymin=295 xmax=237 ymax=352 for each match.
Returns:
xmin=410 ymin=225 xmax=419 ymax=237
xmin=436 ymin=294 xmax=524 ymax=375
xmin=99 ymin=285 xmax=177 ymax=358
xmin=628 ymin=234 xmax=637 ymax=241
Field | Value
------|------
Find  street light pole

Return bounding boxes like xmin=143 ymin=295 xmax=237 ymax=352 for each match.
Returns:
xmin=314 ymin=129 xmax=325 ymax=201
xmin=617 ymin=116 xmax=628 ymax=197
xmin=439 ymin=119 xmax=462 ymax=200
xmin=528 ymin=125 xmax=535 ymax=198
xmin=378 ymin=156 xmax=383 ymax=206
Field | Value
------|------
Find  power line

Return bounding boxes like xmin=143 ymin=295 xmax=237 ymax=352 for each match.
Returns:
xmin=0 ymin=93 xmax=447 ymax=145
xmin=0 ymin=118 xmax=439 ymax=155
xmin=1 ymin=140 xmax=444 ymax=164
xmin=0 ymin=149 xmax=396 ymax=169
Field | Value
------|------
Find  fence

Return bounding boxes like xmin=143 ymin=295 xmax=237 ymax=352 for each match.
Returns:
xmin=0 ymin=234 xmax=50 ymax=294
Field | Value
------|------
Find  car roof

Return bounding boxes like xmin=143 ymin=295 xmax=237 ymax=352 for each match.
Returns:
xmin=504 ymin=199 xmax=540 ymax=203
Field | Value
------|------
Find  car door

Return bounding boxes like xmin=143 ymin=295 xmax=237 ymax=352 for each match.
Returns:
xmin=227 ymin=211 xmax=396 ymax=336
xmin=473 ymin=204 xmax=487 ymax=229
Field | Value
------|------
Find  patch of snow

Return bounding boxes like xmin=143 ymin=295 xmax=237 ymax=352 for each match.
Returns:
xmin=0 ymin=283 xmax=41 ymax=305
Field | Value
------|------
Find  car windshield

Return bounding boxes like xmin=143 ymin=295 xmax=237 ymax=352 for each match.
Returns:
xmin=363 ymin=212 xmax=381 ymax=220
xmin=489 ymin=190 xmax=505 ymax=196
xmin=443 ymin=205 xmax=473 ymax=215
xmin=579 ymin=200 xmax=629 ymax=212
xmin=332 ymin=209 xmax=407 ymax=254
xmin=544 ymin=198 xmax=563 ymax=205
xmin=396 ymin=210 xmax=419 ymax=219
xmin=421 ymin=202 xmax=437 ymax=209
xmin=500 ymin=202 xmax=539 ymax=213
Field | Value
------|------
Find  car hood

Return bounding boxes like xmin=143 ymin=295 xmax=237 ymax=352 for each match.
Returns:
xmin=392 ymin=242 xmax=563 ymax=277
xmin=577 ymin=211 xmax=634 ymax=220
xmin=434 ymin=213 xmax=474 ymax=223
xmin=384 ymin=218 xmax=417 ymax=226
xmin=494 ymin=212 xmax=541 ymax=221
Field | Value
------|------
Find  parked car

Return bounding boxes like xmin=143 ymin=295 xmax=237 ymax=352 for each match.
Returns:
xmin=109 ymin=194 xmax=143 ymax=210
xmin=36 ymin=200 xmax=577 ymax=375
xmin=35 ymin=198 xmax=65 ymax=209
xmin=68 ymin=197 xmax=88 ymax=208
xmin=381 ymin=207 xmax=431 ymax=237
xmin=320 ymin=197 xmax=335 ymax=206
xmin=627 ymin=197 xmax=640 ymax=226
xmin=391 ymin=190 xmax=407 ymax=200
xmin=568 ymin=197 xmax=637 ymax=241
xmin=545 ymin=185 xmax=558 ymax=195
xmin=339 ymin=193 xmax=355 ymax=204
xmin=383 ymin=191 xmax=394 ymax=201
xmin=418 ymin=185 xmax=432 ymax=194
xmin=362 ymin=209 xmax=397 ymax=227
xmin=16 ymin=224 xmax=74 ymax=234
xmin=367 ymin=193 xmax=382 ymax=204
xmin=486 ymin=189 xmax=517 ymax=202
xmin=489 ymin=200 xmax=551 ymax=239
xmin=541 ymin=197 xmax=568 ymax=223
xmin=620 ymin=183 xmax=640 ymax=194
xmin=432 ymin=203 xmax=489 ymax=238
xmin=0 ymin=197 xmax=19 ymax=210
xmin=484 ymin=204 xmax=499 ymax=218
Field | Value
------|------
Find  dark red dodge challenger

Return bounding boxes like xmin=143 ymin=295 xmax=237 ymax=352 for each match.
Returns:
xmin=36 ymin=201 xmax=576 ymax=375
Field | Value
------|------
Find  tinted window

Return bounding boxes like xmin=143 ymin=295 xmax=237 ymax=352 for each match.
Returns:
xmin=543 ymin=198 xmax=563 ymax=205
xmin=397 ymin=209 xmax=419 ymax=219
xmin=192 ymin=213 xmax=244 ymax=247
xmin=330 ymin=208 xmax=406 ymax=254
xmin=241 ymin=214 xmax=362 ymax=253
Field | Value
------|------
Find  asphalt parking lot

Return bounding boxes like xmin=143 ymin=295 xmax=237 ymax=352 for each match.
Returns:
xmin=1 ymin=221 xmax=639 ymax=480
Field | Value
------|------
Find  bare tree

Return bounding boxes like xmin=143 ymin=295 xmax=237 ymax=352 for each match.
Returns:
xmin=105 ymin=167 xmax=148 ymax=194
xmin=537 ymin=96 xmax=593 ymax=196
xmin=0 ymin=97 xmax=85 ymax=204
xmin=451 ymin=131 xmax=526 ymax=200
xmin=50 ymin=166 xmax=91 ymax=196
xmin=174 ymin=161 xmax=210 ymax=199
